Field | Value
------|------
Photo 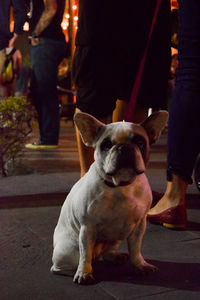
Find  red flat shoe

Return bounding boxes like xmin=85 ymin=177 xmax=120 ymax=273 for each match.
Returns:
xmin=147 ymin=205 xmax=187 ymax=229
xmin=151 ymin=191 xmax=164 ymax=208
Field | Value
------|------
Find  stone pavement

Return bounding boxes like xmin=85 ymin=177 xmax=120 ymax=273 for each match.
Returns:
xmin=0 ymin=119 xmax=200 ymax=299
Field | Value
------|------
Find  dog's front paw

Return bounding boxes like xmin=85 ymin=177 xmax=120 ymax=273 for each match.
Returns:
xmin=73 ymin=270 xmax=95 ymax=285
xmin=133 ymin=261 xmax=158 ymax=275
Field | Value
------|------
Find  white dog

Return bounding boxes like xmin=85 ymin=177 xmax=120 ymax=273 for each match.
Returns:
xmin=51 ymin=111 xmax=168 ymax=284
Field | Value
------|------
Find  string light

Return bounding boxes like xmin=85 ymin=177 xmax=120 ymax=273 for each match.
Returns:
xmin=61 ymin=20 xmax=69 ymax=30
xmin=61 ymin=1 xmax=79 ymax=32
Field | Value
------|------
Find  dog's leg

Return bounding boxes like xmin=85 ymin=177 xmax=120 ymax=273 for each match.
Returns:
xmin=73 ymin=225 xmax=96 ymax=284
xmin=127 ymin=217 xmax=157 ymax=274
xmin=51 ymin=240 xmax=79 ymax=276
xmin=102 ymin=241 xmax=129 ymax=264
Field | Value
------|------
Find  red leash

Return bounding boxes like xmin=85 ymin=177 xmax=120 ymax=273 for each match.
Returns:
xmin=124 ymin=0 xmax=162 ymax=122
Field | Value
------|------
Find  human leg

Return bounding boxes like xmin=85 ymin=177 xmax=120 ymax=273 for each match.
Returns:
xmin=73 ymin=46 xmax=116 ymax=175
xmin=0 ymin=49 xmax=6 ymax=98
xmin=112 ymin=100 xmax=149 ymax=123
xmin=75 ymin=108 xmax=112 ymax=176
xmin=0 ymin=49 xmax=6 ymax=75
xmin=148 ymin=0 xmax=200 ymax=227
xmin=148 ymin=174 xmax=188 ymax=228
xmin=28 ymin=38 xmax=66 ymax=146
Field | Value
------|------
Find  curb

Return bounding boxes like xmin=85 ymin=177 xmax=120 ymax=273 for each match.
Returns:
xmin=0 ymin=192 xmax=67 ymax=209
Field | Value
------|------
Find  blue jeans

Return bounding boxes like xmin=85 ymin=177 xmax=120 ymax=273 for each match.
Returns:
xmin=167 ymin=0 xmax=200 ymax=183
xmin=30 ymin=38 xmax=67 ymax=144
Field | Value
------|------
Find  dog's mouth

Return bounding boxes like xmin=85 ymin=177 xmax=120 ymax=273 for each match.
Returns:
xmin=105 ymin=167 xmax=144 ymax=187
xmin=106 ymin=168 xmax=144 ymax=177
xmin=104 ymin=179 xmax=131 ymax=188
xmin=104 ymin=175 xmax=142 ymax=188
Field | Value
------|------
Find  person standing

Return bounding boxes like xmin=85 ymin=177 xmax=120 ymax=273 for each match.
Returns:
xmin=148 ymin=0 xmax=200 ymax=229
xmin=0 ymin=0 xmax=27 ymax=92
xmin=25 ymin=0 xmax=67 ymax=150
xmin=72 ymin=0 xmax=171 ymax=176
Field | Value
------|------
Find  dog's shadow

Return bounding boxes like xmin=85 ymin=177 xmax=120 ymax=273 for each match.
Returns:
xmin=93 ymin=259 xmax=200 ymax=291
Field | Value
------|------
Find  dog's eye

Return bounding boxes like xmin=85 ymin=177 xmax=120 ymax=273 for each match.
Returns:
xmin=100 ymin=137 xmax=113 ymax=151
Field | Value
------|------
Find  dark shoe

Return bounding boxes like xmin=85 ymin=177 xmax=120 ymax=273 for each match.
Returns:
xmin=147 ymin=205 xmax=187 ymax=229
xmin=25 ymin=140 xmax=58 ymax=150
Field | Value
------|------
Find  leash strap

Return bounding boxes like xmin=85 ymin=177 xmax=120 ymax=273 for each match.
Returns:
xmin=124 ymin=0 xmax=162 ymax=122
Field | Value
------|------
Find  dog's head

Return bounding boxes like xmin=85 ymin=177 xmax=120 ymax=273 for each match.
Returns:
xmin=74 ymin=111 xmax=168 ymax=186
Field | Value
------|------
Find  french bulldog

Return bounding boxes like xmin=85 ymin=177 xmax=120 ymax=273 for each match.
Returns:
xmin=51 ymin=111 xmax=168 ymax=284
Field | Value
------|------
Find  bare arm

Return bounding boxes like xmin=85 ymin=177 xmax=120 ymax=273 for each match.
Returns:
xmin=9 ymin=33 xmax=18 ymax=48
xmin=33 ymin=0 xmax=57 ymax=36
xmin=10 ymin=0 xmax=27 ymax=47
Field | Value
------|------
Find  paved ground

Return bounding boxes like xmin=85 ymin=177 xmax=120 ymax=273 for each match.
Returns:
xmin=0 ymin=119 xmax=200 ymax=299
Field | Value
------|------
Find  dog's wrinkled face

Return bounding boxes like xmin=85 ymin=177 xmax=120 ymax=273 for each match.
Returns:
xmin=74 ymin=111 xmax=168 ymax=186
xmin=94 ymin=122 xmax=149 ymax=186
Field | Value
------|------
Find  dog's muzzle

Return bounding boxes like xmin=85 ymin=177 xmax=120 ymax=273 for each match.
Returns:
xmin=105 ymin=143 xmax=145 ymax=176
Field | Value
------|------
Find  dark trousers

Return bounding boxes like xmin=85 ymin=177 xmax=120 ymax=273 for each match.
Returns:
xmin=30 ymin=38 xmax=67 ymax=144
xmin=167 ymin=0 xmax=200 ymax=183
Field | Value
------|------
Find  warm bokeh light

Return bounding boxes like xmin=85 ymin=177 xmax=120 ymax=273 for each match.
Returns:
xmin=10 ymin=20 xmax=14 ymax=33
xmin=61 ymin=1 xmax=79 ymax=34
xmin=61 ymin=20 xmax=69 ymax=30
xmin=23 ymin=22 xmax=29 ymax=31
xmin=171 ymin=0 xmax=178 ymax=9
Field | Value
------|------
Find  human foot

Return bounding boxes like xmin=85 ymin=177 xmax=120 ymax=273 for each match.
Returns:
xmin=147 ymin=175 xmax=188 ymax=228
xmin=149 ymin=175 xmax=188 ymax=214
xmin=147 ymin=204 xmax=187 ymax=229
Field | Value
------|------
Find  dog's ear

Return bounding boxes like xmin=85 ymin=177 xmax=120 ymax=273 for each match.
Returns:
xmin=74 ymin=112 xmax=105 ymax=147
xmin=141 ymin=111 xmax=168 ymax=145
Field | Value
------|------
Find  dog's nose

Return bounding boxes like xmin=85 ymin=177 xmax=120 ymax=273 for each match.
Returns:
xmin=116 ymin=144 xmax=135 ymax=163
xmin=116 ymin=143 xmax=132 ymax=154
